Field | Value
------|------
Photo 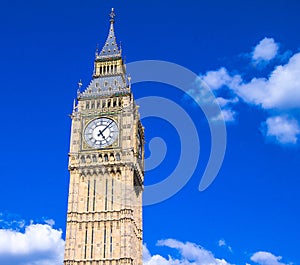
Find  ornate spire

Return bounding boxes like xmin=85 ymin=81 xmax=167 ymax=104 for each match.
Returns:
xmin=79 ymin=8 xmax=129 ymax=99
xmin=97 ymin=8 xmax=121 ymax=60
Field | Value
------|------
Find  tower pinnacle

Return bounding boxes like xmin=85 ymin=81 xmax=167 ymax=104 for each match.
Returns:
xmin=110 ymin=7 xmax=115 ymax=23
xmin=96 ymin=7 xmax=121 ymax=60
xmin=79 ymin=8 xmax=129 ymax=99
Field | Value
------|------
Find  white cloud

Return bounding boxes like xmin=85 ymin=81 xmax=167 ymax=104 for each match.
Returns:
xmin=218 ymin=239 xmax=226 ymax=247
xmin=143 ymin=240 xmax=293 ymax=265
xmin=234 ymin=52 xmax=300 ymax=110
xmin=201 ymin=67 xmax=232 ymax=90
xmin=143 ymin=244 xmax=152 ymax=262
xmin=0 ymin=213 xmax=26 ymax=231
xmin=218 ymin=239 xmax=233 ymax=252
xmin=44 ymin=219 xmax=55 ymax=227
xmin=263 ymin=115 xmax=300 ymax=144
xmin=232 ymin=52 xmax=300 ymax=144
xmin=221 ymin=109 xmax=236 ymax=122
xmin=0 ymin=223 xmax=64 ymax=265
xmin=143 ymin=245 xmax=173 ymax=265
xmin=195 ymin=37 xmax=300 ymax=145
xmin=200 ymin=68 xmax=242 ymax=91
xmin=252 ymin=37 xmax=279 ymax=63
xmin=213 ymin=97 xmax=238 ymax=122
xmin=216 ymin=97 xmax=239 ymax=108
xmin=251 ymin=251 xmax=289 ymax=265
xmin=196 ymin=68 xmax=240 ymax=123
xmin=205 ymin=39 xmax=300 ymax=112
xmin=143 ymin=239 xmax=231 ymax=265
xmin=212 ymin=109 xmax=236 ymax=123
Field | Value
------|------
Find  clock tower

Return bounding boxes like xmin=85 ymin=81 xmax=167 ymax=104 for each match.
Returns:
xmin=64 ymin=8 xmax=144 ymax=265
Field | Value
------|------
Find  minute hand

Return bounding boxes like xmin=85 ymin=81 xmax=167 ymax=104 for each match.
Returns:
xmin=101 ymin=121 xmax=113 ymax=134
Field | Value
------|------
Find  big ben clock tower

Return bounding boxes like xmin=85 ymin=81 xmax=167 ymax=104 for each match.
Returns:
xmin=64 ymin=8 xmax=144 ymax=265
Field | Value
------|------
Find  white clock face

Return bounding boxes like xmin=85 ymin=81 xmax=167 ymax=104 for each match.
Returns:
xmin=84 ymin=117 xmax=118 ymax=148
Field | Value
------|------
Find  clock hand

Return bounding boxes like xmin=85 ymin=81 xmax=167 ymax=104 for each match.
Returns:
xmin=100 ymin=121 xmax=113 ymax=134
xmin=97 ymin=129 xmax=108 ymax=142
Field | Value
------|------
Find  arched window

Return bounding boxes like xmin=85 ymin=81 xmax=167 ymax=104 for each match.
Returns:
xmin=110 ymin=154 xmax=115 ymax=161
xmin=104 ymin=154 xmax=108 ymax=162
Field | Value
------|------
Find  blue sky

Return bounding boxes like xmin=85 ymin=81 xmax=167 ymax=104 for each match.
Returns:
xmin=0 ymin=0 xmax=300 ymax=265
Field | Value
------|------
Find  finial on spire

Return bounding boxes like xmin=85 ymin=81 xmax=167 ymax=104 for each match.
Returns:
xmin=95 ymin=44 xmax=99 ymax=58
xmin=78 ymin=79 xmax=83 ymax=89
xmin=110 ymin=8 xmax=115 ymax=24
xmin=77 ymin=79 xmax=83 ymax=97
xmin=73 ymin=99 xmax=76 ymax=111
xmin=127 ymin=74 xmax=131 ymax=89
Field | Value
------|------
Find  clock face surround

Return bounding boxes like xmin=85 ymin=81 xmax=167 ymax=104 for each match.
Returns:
xmin=84 ymin=117 xmax=118 ymax=148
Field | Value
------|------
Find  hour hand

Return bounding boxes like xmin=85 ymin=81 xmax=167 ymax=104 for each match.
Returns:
xmin=97 ymin=129 xmax=105 ymax=138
